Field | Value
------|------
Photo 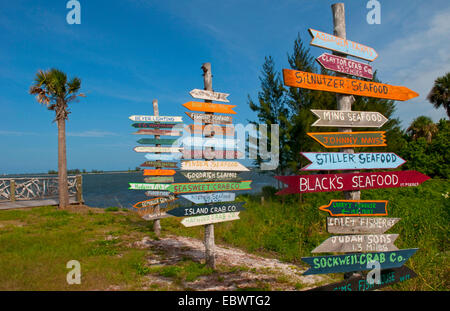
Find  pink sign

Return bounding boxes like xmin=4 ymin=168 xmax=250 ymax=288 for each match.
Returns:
xmin=316 ymin=53 xmax=373 ymax=80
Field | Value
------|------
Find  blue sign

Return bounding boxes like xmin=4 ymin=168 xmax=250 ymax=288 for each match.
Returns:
xmin=182 ymin=192 xmax=236 ymax=204
xmin=301 ymin=152 xmax=406 ymax=171
xmin=302 ymin=248 xmax=418 ymax=275
xmin=145 ymin=153 xmax=182 ymax=161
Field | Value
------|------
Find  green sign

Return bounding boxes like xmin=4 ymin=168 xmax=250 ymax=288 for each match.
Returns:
xmin=168 ymin=180 xmax=252 ymax=194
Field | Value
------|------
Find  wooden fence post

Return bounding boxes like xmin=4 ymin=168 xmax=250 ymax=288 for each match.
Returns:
xmin=76 ymin=175 xmax=83 ymax=204
xmin=10 ymin=180 xmax=15 ymax=202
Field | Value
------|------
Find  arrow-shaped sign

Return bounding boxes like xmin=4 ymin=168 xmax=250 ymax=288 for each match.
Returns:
xmin=181 ymin=171 xmax=242 ymax=182
xmin=308 ymin=266 xmax=417 ymax=291
xmin=301 ymin=248 xmax=418 ymax=275
xmin=140 ymin=161 xmax=178 ymax=168
xmin=143 ymin=169 xmax=176 ymax=176
xmin=181 ymin=212 xmax=240 ymax=227
xmin=132 ymin=123 xmax=177 ymax=129
xmin=182 ymin=149 xmax=243 ymax=160
xmin=189 ymin=89 xmax=230 ymax=103
xmin=144 ymin=176 xmax=175 ymax=183
xmin=310 ymin=109 xmax=388 ymax=128
xmin=311 ymin=234 xmax=399 ymax=253
xmin=316 ymin=53 xmax=374 ymax=79
xmin=137 ymin=138 xmax=178 ymax=145
xmin=275 ymin=171 xmax=430 ymax=195
xmin=129 ymin=115 xmax=183 ymax=123
xmin=181 ymin=160 xmax=249 ymax=171
xmin=133 ymin=129 xmax=182 ymax=136
xmin=185 ymin=124 xmax=235 ymax=137
xmin=307 ymin=132 xmax=386 ymax=148
xmin=185 ymin=112 xmax=233 ymax=124
xmin=181 ymin=192 xmax=236 ymax=204
xmin=133 ymin=195 xmax=178 ymax=209
xmin=145 ymin=190 xmax=173 ymax=197
xmin=309 ymin=29 xmax=378 ymax=61
xmin=145 ymin=153 xmax=182 ymax=161
xmin=168 ymin=180 xmax=252 ymax=194
xmin=301 ymin=152 xmax=406 ymax=170
xmin=327 ymin=217 xmax=401 ymax=234
xmin=183 ymin=101 xmax=236 ymax=114
xmin=128 ymin=183 xmax=170 ymax=190
xmin=319 ymin=200 xmax=388 ymax=217
xmin=167 ymin=201 xmax=245 ymax=217
xmin=134 ymin=146 xmax=183 ymax=153
xmin=283 ymin=69 xmax=419 ymax=101
xmin=182 ymin=137 xmax=239 ymax=149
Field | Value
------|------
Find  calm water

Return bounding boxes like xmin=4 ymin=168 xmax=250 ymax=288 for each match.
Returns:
xmin=82 ymin=170 xmax=278 ymax=208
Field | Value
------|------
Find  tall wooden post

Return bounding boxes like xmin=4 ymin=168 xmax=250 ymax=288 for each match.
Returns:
xmin=332 ymin=3 xmax=361 ymax=279
xmin=76 ymin=175 xmax=83 ymax=204
xmin=153 ymin=99 xmax=162 ymax=237
xmin=10 ymin=180 xmax=16 ymax=202
xmin=202 ymin=62 xmax=216 ymax=269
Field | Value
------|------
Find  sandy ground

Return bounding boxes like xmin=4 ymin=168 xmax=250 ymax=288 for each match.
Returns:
xmin=132 ymin=235 xmax=332 ymax=291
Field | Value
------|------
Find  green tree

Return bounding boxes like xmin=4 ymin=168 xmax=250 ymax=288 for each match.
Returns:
xmin=30 ymin=69 xmax=85 ymax=209
xmin=406 ymin=116 xmax=438 ymax=143
xmin=427 ymin=73 xmax=450 ymax=118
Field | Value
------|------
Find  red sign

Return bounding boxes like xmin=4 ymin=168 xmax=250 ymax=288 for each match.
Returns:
xmin=316 ymin=53 xmax=373 ymax=79
xmin=275 ymin=171 xmax=430 ymax=195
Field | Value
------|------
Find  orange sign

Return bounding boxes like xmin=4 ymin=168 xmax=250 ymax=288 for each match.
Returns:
xmin=307 ymin=131 xmax=386 ymax=148
xmin=185 ymin=124 xmax=235 ymax=136
xmin=143 ymin=169 xmax=176 ymax=176
xmin=283 ymin=69 xmax=419 ymax=101
xmin=183 ymin=101 xmax=236 ymax=114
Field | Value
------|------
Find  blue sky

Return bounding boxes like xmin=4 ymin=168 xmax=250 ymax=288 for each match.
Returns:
xmin=0 ymin=0 xmax=449 ymax=174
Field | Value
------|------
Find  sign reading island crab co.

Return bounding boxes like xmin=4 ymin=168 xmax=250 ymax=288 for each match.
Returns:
xmin=307 ymin=132 xmax=386 ymax=148
xmin=301 ymin=248 xmax=418 ymax=275
xmin=275 ymin=171 xmax=430 ymax=195
xmin=167 ymin=201 xmax=246 ymax=217
xmin=283 ymin=69 xmax=419 ymax=101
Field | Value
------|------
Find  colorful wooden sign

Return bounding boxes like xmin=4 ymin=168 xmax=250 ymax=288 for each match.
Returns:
xmin=133 ymin=129 xmax=182 ymax=136
xmin=316 ymin=53 xmax=374 ymax=79
xmin=168 ymin=181 xmax=252 ymax=194
xmin=307 ymin=132 xmax=386 ymax=148
xmin=186 ymin=124 xmax=235 ymax=136
xmin=144 ymin=176 xmax=175 ymax=183
xmin=275 ymin=171 xmax=430 ymax=195
xmin=134 ymin=146 xmax=183 ymax=153
xmin=137 ymin=138 xmax=178 ymax=145
xmin=301 ymin=248 xmax=418 ymax=275
xmin=310 ymin=109 xmax=388 ymax=128
xmin=311 ymin=234 xmax=399 ymax=253
xmin=181 ymin=212 xmax=240 ymax=227
xmin=129 ymin=183 xmax=170 ymax=190
xmin=308 ymin=29 xmax=378 ymax=61
xmin=319 ymin=200 xmax=388 ymax=217
xmin=132 ymin=123 xmax=176 ymax=129
xmin=140 ymin=161 xmax=178 ymax=168
xmin=143 ymin=169 xmax=176 ymax=176
xmin=308 ymin=266 xmax=417 ymax=291
xmin=182 ymin=192 xmax=236 ymax=204
xmin=185 ymin=112 xmax=233 ymax=124
xmin=183 ymin=101 xmax=236 ymax=114
xmin=181 ymin=171 xmax=241 ymax=182
xmin=283 ymin=69 xmax=419 ymax=101
xmin=181 ymin=160 xmax=249 ymax=172
xmin=189 ymin=89 xmax=230 ymax=103
xmin=182 ymin=149 xmax=243 ymax=160
xmin=129 ymin=115 xmax=183 ymax=123
xmin=133 ymin=195 xmax=177 ymax=209
xmin=167 ymin=202 xmax=245 ymax=217
xmin=327 ymin=217 xmax=401 ymax=234
xmin=145 ymin=190 xmax=172 ymax=197
xmin=182 ymin=137 xmax=239 ymax=149
xmin=301 ymin=152 xmax=406 ymax=170
xmin=145 ymin=153 xmax=182 ymax=161
xmin=141 ymin=211 xmax=173 ymax=221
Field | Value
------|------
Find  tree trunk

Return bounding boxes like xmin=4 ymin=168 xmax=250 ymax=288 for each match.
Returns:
xmin=57 ymin=117 xmax=69 ymax=209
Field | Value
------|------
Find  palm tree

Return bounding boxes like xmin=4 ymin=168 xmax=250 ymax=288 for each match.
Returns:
xmin=406 ymin=116 xmax=438 ymax=143
xmin=30 ymin=69 xmax=85 ymax=209
xmin=427 ymin=72 xmax=450 ymax=118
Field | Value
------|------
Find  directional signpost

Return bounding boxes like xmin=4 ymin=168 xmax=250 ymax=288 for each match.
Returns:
xmin=189 ymin=89 xmax=230 ymax=103
xmin=134 ymin=146 xmax=183 ymax=153
xmin=180 ymin=212 xmax=240 ymax=228
xmin=301 ymin=152 xmax=406 ymax=170
xmin=144 ymin=176 xmax=174 ymax=183
xmin=140 ymin=161 xmax=178 ymax=168
xmin=129 ymin=115 xmax=183 ymax=123
xmin=137 ymin=138 xmax=178 ymax=145
xmin=183 ymin=101 xmax=237 ymax=114
xmin=283 ymin=69 xmax=419 ymax=101
xmin=181 ymin=171 xmax=242 ymax=182
xmin=145 ymin=153 xmax=182 ymax=161
xmin=326 ymin=217 xmax=401 ymax=234
xmin=186 ymin=112 xmax=233 ymax=124
xmin=181 ymin=160 xmax=249 ymax=171
xmin=316 ymin=53 xmax=374 ymax=79
xmin=134 ymin=129 xmax=182 ymax=136
xmin=307 ymin=131 xmax=387 ymax=148
xmin=310 ymin=109 xmax=388 ymax=128
xmin=143 ymin=169 xmax=176 ymax=176
xmin=168 ymin=181 xmax=252 ymax=194
xmin=182 ymin=149 xmax=243 ymax=160
xmin=182 ymin=192 xmax=236 ymax=204
xmin=167 ymin=201 xmax=245 ymax=217
xmin=132 ymin=123 xmax=177 ymax=129
xmin=311 ymin=234 xmax=399 ymax=253
xmin=133 ymin=196 xmax=178 ymax=209
xmin=318 ymin=200 xmax=389 ymax=216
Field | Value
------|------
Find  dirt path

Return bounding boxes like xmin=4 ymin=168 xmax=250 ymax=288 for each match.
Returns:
xmin=133 ymin=235 xmax=332 ymax=291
